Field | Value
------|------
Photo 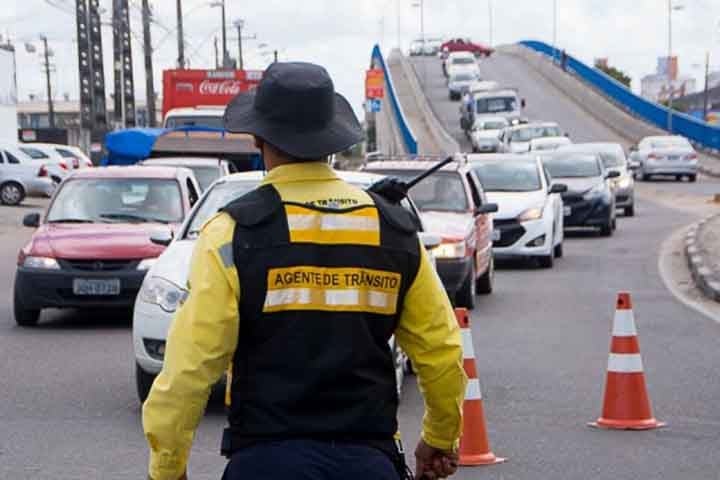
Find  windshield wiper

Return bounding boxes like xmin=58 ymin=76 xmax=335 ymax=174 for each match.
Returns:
xmin=47 ymin=218 xmax=95 ymax=223
xmin=100 ymin=213 xmax=171 ymax=224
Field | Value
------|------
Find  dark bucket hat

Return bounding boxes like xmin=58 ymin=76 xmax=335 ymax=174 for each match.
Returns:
xmin=224 ymin=62 xmax=363 ymax=159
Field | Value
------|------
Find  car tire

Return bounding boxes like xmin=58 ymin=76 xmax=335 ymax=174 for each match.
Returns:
xmin=14 ymin=288 xmax=40 ymax=327
xmin=455 ymin=263 xmax=476 ymax=310
xmin=554 ymin=242 xmax=564 ymax=258
xmin=0 ymin=182 xmax=26 ymax=206
xmin=538 ymin=252 xmax=554 ymax=269
xmin=676 ymin=175 xmax=683 ymax=182
xmin=624 ymin=204 xmax=635 ymax=217
xmin=136 ymin=363 xmax=157 ymax=403
xmin=476 ymin=257 xmax=493 ymax=295
xmin=472 ymin=146 xmax=479 ymax=153
xmin=600 ymin=220 xmax=613 ymax=237
xmin=689 ymin=174 xmax=697 ymax=183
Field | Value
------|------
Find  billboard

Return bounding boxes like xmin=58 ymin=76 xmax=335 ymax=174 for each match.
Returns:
xmin=0 ymin=47 xmax=18 ymax=138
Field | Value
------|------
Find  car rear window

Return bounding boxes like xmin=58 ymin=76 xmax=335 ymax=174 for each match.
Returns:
xmin=544 ymin=154 xmax=602 ymax=178
xmin=365 ymin=170 xmax=468 ymax=213
xmin=472 ymin=161 xmax=542 ymax=192
xmin=19 ymin=147 xmax=49 ymax=159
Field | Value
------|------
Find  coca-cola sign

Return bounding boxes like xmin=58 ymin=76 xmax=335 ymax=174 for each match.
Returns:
xmin=199 ymin=80 xmax=242 ymax=96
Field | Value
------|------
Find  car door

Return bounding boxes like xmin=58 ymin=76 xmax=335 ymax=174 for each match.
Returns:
xmin=542 ymin=163 xmax=563 ymax=242
xmin=465 ymin=170 xmax=492 ymax=277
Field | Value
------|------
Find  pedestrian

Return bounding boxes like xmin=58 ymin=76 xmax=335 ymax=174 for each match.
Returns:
xmin=142 ymin=62 xmax=467 ymax=480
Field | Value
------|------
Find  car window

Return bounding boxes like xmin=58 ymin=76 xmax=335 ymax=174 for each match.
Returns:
xmin=472 ymin=161 xmax=542 ymax=192
xmin=649 ymin=138 xmax=691 ymax=149
xmin=532 ymin=126 xmax=562 ymax=138
xmin=164 ymin=116 xmax=225 ymax=129
xmin=366 ymin=170 xmax=469 ymax=213
xmin=186 ymin=165 xmax=222 ymax=191
xmin=544 ymin=154 xmax=602 ymax=178
xmin=598 ymin=151 xmax=626 ymax=168
xmin=452 ymin=73 xmax=474 ymax=82
xmin=47 ymin=178 xmax=184 ymax=224
xmin=56 ymin=148 xmax=78 ymax=158
xmin=19 ymin=147 xmax=49 ymax=159
xmin=5 ymin=151 xmax=21 ymax=164
xmin=510 ymin=127 xmax=535 ymax=142
xmin=476 ymin=97 xmax=516 ymax=114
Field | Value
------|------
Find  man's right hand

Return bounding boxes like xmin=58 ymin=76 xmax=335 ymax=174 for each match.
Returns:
xmin=414 ymin=439 xmax=459 ymax=479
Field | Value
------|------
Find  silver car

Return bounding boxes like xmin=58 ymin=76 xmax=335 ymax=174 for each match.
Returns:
xmin=0 ymin=149 xmax=56 ymax=205
xmin=630 ymin=135 xmax=698 ymax=182
xmin=448 ymin=71 xmax=479 ymax=101
xmin=557 ymin=143 xmax=635 ymax=216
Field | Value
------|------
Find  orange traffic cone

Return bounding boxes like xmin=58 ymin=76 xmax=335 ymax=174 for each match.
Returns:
xmin=455 ymin=308 xmax=506 ymax=466
xmin=589 ymin=293 xmax=665 ymax=430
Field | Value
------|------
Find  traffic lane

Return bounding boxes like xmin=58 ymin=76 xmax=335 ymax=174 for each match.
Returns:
xmin=0 ymin=228 xmax=229 ymax=480
xmin=410 ymin=56 xmax=472 ymax=152
xmin=398 ymin=197 xmax=720 ymax=479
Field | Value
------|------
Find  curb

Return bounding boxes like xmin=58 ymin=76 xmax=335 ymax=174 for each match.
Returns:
xmin=685 ymin=214 xmax=720 ymax=302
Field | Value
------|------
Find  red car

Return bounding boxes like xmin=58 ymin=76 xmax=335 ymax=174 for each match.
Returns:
xmin=363 ymin=160 xmax=498 ymax=309
xmin=441 ymin=38 xmax=494 ymax=57
xmin=13 ymin=166 xmax=201 ymax=326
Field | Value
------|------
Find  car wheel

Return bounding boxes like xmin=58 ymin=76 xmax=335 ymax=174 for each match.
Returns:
xmin=624 ymin=204 xmax=635 ymax=217
xmin=600 ymin=220 xmax=613 ymax=237
xmin=476 ymin=256 xmax=493 ymax=295
xmin=471 ymin=146 xmax=479 ymax=153
xmin=14 ymin=287 xmax=40 ymax=327
xmin=554 ymin=242 xmax=564 ymax=258
xmin=455 ymin=262 xmax=476 ymax=310
xmin=689 ymin=174 xmax=697 ymax=183
xmin=612 ymin=217 xmax=617 ymax=231
xmin=0 ymin=182 xmax=25 ymax=206
xmin=538 ymin=252 xmax=554 ymax=268
xmin=136 ymin=363 xmax=157 ymax=403
xmin=676 ymin=175 xmax=683 ymax=182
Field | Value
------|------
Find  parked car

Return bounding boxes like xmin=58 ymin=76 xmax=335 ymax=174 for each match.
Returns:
xmin=498 ymin=122 xmax=563 ymax=153
xmin=629 ymin=135 xmax=698 ymax=182
xmin=529 ymin=136 xmax=572 ymax=152
xmin=25 ymin=143 xmax=94 ymax=169
xmin=140 ymin=157 xmax=235 ymax=192
xmin=448 ymin=71 xmax=479 ymax=100
xmin=559 ymin=143 xmax=635 ymax=216
xmin=463 ymin=89 xmax=526 ymax=129
xmin=363 ymin=160 xmax=498 ymax=309
xmin=0 ymin=150 xmax=56 ymax=205
xmin=441 ymin=38 xmax=494 ymax=57
xmin=13 ymin=166 xmax=201 ymax=326
xmin=0 ymin=142 xmax=69 ymax=184
xmin=468 ymin=116 xmax=509 ymax=153
xmin=541 ymin=152 xmax=620 ymax=236
xmin=444 ymin=51 xmax=480 ymax=78
xmin=132 ymin=170 xmax=430 ymax=402
xmin=469 ymin=154 xmax=566 ymax=268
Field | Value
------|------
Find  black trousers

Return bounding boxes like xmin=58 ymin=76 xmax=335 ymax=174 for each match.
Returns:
xmin=222 ymin=439 xmax=400 ymax=480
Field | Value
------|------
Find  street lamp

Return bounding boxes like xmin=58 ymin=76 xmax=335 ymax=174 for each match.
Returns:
xmin=210 ymin=0 xmax=228 ymax=68
xmin=552 ymin=0 xmax=558 ymax=62
xmin=667 ymin=1 xmax=685 ymax=133
xmin=411 ymin=0 xmax=426 ymax=84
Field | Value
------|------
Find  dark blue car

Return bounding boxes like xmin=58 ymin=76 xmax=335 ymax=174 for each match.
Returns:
xmin=542 ymin=152 xmax=620 ymax=237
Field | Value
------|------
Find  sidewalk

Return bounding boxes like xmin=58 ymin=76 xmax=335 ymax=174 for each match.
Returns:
xmin=686 ymin=213 xmax=720 ymax=302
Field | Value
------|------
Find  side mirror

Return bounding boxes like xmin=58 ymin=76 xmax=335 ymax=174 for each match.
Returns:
xmin=475 ymin=203 xmax=499 ymax=215
xmin=549 ymin=183 xmax=568 ymax=194
xmin=628 ymin=160 xmax=640 ymax=171
xmin=150 ymin=230 xmax=174 ymax=246
xmin=606 ymin=170 xmax=621 ymax=179
xmin=419 ymin=232 xmax=442 ymax=251
xmin=22 ymin=213 xmax=41 ymax=228
xmin=521 ymin=98 xmax=527 ymax=108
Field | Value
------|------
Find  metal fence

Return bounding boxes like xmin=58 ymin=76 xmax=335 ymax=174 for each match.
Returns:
xmin=371 ymin=45 xmax=418 ymax=154
xmin=519 ymin=40 xmax=720 ymax=151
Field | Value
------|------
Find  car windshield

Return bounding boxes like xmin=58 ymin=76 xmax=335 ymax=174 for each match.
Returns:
xmin=510 ymin=127 xmax=536 ymax=142
xmin=480 ymin=121 xmax=506 ymax=130
xmin=19 ymin=147 xmax=49 ymax=159
xmin=452 ymin=57 xmax=475 ymax=65
xmin=164 ymin=116 xmax=225 ymax=129
xmin=598 ymin=151 xmax=626 ymax=167
xmin=476 ymin=96 xmax=516 ymax=114
xmin=452 ymin=73 xmax=474 ymax=82
xmin=472 ymin=161 xmax=541 ymax=192
xmin=369 ymin=171 xmax=468 ymax=212
xmin=649 ymin=138 xmax=691 ymax=149
xmin=185 ymin=165 xmax=222 ymax=191
xmin=544 ymin=154 xmax=602 ymax=178
xmin=186 ymin=181 xmax=258 ymax=238
xmin=532 ymin=125 xmax=562 ymax=137
xmin=47 ymin=178 xmax=184 ymax=224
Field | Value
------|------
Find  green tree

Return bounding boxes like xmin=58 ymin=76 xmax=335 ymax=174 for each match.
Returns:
xmin=595 ymin=62 xmax=632 ymax=88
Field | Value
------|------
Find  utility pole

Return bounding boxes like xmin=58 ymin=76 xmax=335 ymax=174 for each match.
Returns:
xmin=40 ymin=35 xmax=55 ymax=128
xmin=236 ymin=20 xmax=244 ymax=70
xmin=274 ymin=50 xmax=278 ymax=63
xmin=667 ymin=0 xmax=673 ymax=132
xmin=214 ymin=36 xmax=219 ymax=69
xmin=176 ymin=0 xmax=185 ymax=68
xmin=141 ymin=0 xmax=156 ymax=127
xmin=703 ymin=51 xmax=711 ymax=121
xmin=221 ymin=0 xmax=228 ymax=67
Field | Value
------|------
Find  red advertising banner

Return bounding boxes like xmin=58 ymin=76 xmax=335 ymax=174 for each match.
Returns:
xmin=162 ymin=69 xmax=264 ymax=117
xmin=365 ymin=69 xmax=385 ymax=99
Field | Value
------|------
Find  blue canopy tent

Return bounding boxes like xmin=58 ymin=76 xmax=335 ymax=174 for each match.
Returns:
xmin=101 ymin=128 xmax=167 ymax=166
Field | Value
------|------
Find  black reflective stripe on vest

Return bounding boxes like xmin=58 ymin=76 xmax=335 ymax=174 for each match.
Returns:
xmin=220 ymin=184 xmax=421 ymax=456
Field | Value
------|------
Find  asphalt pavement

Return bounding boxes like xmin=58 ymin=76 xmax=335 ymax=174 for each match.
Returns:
xmin=1 ymin=54 xmax=719 ymax=479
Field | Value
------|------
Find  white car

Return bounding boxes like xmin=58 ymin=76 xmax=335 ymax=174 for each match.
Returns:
xmin=0 ymin=149 xmax=56 ymax=204
xmin=529 ymin=136 xmax=572 ymax=152
xmin=0 ymin=141 xmax=69 ymax=185
xmin=498 ymin=122 xmax=563 ymax=154
xmin=445 ymin=51 xmax=480 ymax=79
xmin=163 ymin=105 xmax=226 ymax=129
xmin=629 ymin=135 xmax=698 ymax=182
xmin=132 ymin=170 xmax=431 ymax=402
xmin=409 ymin=39 xmax=425 ymax=56
xmin=26 ymin=143 xmax=94 ymax=169
xmin=469 ymin=116 xmax=509 ymax=153
xmin=468 ymin=154 xmax=566 ymax=268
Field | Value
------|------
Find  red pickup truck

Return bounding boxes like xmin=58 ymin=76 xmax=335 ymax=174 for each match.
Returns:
xmin=441 ymin=38 xmax=494 ymax=57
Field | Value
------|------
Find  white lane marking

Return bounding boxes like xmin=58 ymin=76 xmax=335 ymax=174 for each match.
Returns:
xmin=607 ymin=353 xmax=644 ymax=373
xmin=612 ymin=309 xmax=637 ymax=337
xmin=461 ymin=329 xmax=475 ymax=359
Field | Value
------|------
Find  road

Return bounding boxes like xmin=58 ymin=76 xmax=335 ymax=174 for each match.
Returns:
xmin=0 ymin=53 xmax=719 ymax=479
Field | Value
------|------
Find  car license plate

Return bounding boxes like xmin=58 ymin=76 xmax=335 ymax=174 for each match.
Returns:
xmin=492 ymin=229 xmax=501 ymax=241
xmin=668 ymin=155 xmax=679 ymax=161
xmin=564 ymin=206 xmax=572 ymax=216
xmin=73 ymin=278 xmax=121 ymax=296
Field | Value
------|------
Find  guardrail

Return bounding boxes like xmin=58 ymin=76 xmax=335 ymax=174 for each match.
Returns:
xmin=519 ymin=40 xmax=720 ymax=151
xmin=372 ymin=45 xmax=418 ymax=154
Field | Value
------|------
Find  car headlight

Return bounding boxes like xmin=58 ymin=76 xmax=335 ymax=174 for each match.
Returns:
xmin=584 ymin=183 xmax=606 ymax=199
xmin=434 ymin=241 xmax=466 ymax=259
xmin=23 ymin=256 xmax=60 ymax=269
xmin=517 ymin=207 xmax=544 ymax=222
xmin=137 ymin=258 xmax=158 ymax=271
xmin=138 ymin=277 xmax=188 ymax=313
xmin=614 ymin=175 xmax=633 ymax=189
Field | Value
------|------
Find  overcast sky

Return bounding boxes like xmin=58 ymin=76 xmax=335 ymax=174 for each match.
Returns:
xmin=2 ymin=0 xmax=719 ymax=117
